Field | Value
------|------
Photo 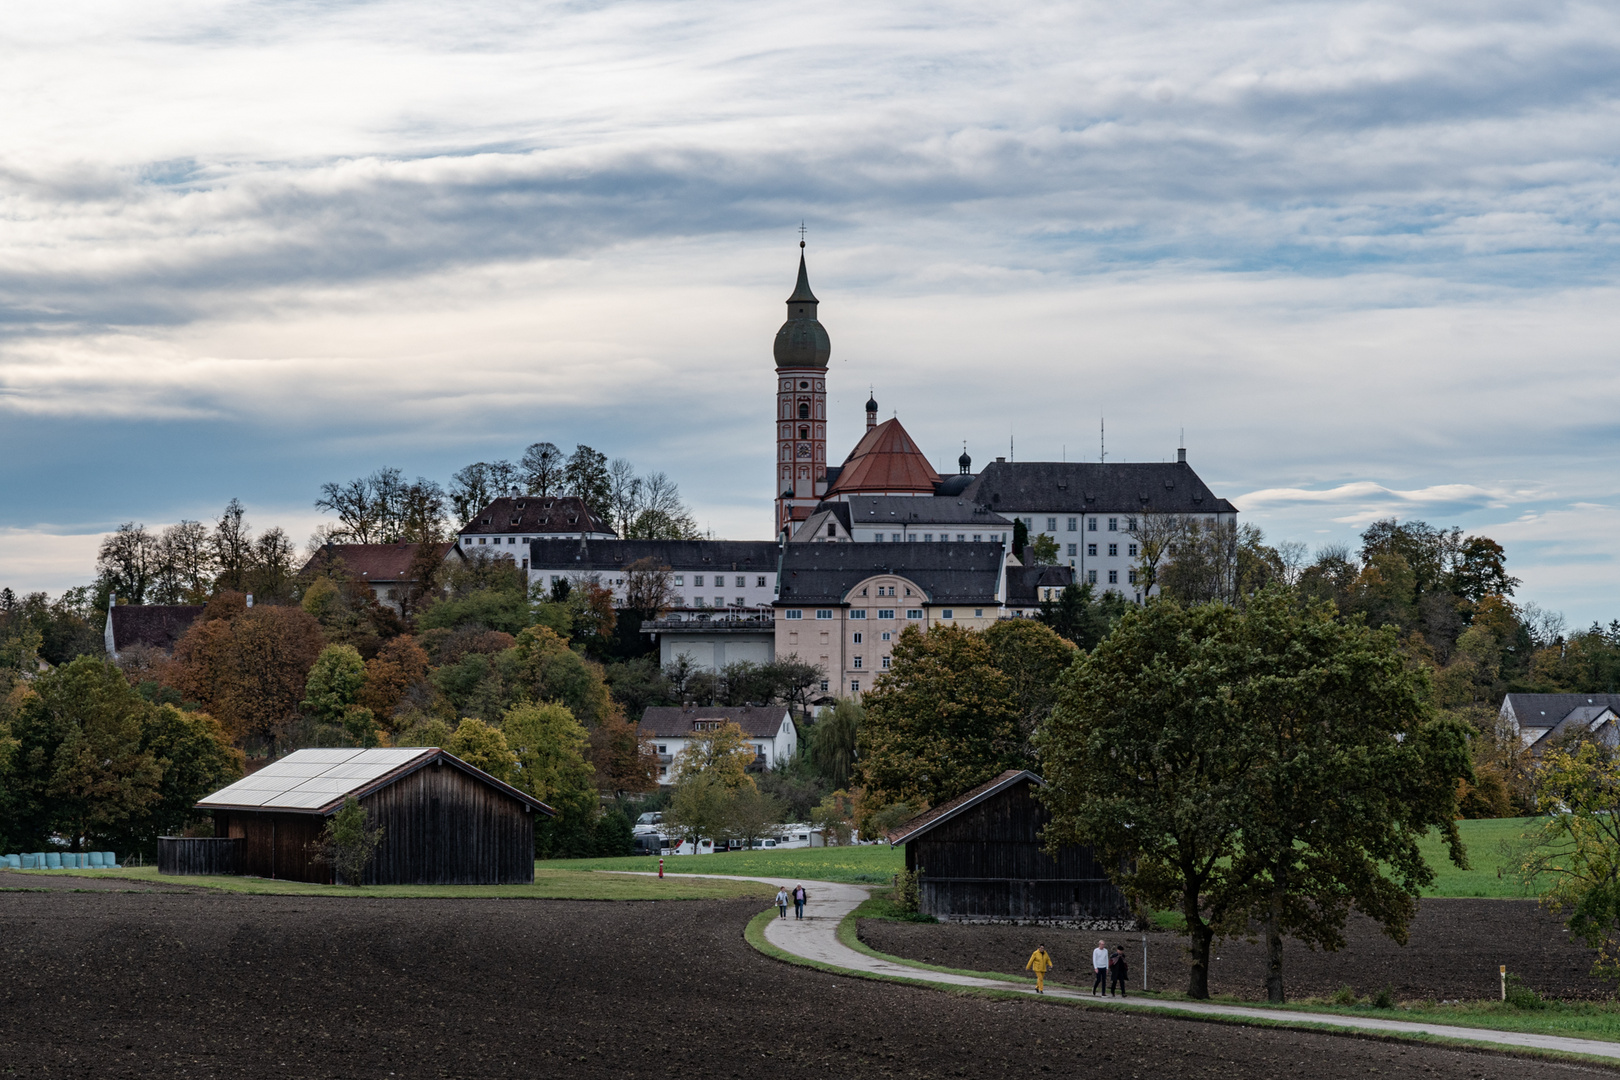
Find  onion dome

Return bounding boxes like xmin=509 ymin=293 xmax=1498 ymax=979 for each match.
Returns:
xmin=866 ymin=395 xmax=878 ymax=414
xmin=773 ymin=248 xmax=831 ymax=368
xmin=958 ymin=446 xmax=972 ymax=474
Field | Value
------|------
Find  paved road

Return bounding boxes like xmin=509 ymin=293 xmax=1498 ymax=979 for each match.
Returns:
xmin=630 ymin=871 xmax=1620 ymax=1062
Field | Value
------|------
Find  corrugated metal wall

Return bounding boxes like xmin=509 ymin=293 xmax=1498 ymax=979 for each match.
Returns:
xmin=911 ymin=780 xmax=1129 ymax=920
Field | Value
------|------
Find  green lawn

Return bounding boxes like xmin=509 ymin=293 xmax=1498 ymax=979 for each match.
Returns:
xmin=561 ymin=845 xmax=904 ymax=884
xmin=1419 ymin=817 xmax=1542 ymax=898
xmin=10 ymin=864 xmax=771 ymax=901
xmin=1244 ymin=996 xmax=1620 ymax=1044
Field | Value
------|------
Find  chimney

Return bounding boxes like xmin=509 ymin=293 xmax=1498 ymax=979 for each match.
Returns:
xmin=1177 ymin=448 xmax=1187 ymax=464
xmin=108 ymin=594 xmax=116 ymax=611
xmin=245 ymin=594 xmax=254 ymax=608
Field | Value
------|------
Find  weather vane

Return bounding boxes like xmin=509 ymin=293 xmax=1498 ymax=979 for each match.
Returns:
xmin=799 ymin=221 xmax=807 ymax=247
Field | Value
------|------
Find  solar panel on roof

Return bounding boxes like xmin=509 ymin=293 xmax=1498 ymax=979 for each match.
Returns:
xmin=196 ymin=747 xmax=436 ymax=809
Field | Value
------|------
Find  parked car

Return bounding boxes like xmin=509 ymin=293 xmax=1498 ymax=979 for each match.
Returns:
xmin=636 ymin=811 xmax=664 ymax=826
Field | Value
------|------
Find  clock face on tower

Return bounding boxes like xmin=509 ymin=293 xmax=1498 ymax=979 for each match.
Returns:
xmin=796 ymin=442 xmax=812 ymax=459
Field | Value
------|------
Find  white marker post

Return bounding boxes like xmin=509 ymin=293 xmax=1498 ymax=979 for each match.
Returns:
xmin=1500 ymin=965 xmax=1507 ymax=1001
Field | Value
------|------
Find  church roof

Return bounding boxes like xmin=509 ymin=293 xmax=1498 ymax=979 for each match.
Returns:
xmin=827 ymin=418 xmax=940 ymax=496
xmin=787 ymin=252 xmax=819 ymax=304
xmin=961 ymin=460 xmax=1236 ymax=514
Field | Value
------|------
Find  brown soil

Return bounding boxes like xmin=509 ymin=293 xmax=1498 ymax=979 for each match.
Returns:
xmin=859 ymin=899 xmax=1613 ymax=1002
xmin=0 ymin=869 xmax=204 ymax=893
xmin=0 ymin=891 xmax=1610 ymax=1080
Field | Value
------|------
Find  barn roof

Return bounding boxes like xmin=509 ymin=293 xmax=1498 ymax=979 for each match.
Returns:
xmin=887 ymin=769 xmax=1043 ymax=846
xmin=196 ymin=747 xmax=555 ymax=816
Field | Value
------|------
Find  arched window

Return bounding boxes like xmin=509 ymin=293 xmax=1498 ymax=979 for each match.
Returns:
xmin=798 ymin=402 xmax=810 ymax=419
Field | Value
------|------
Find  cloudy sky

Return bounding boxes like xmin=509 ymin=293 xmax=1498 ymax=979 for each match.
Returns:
xmin=1 ymin=0 xmax=1616 ymax=625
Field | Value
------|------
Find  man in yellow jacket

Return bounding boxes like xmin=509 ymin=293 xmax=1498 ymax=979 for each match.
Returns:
xmin=1025 ymin=945 xmax=1054 ymax=993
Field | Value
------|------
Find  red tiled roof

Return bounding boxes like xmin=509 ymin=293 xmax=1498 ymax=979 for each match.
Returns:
xmin=827 ymin=418 xmax=939 ymax=496
xmin=459 ymin=495 xmax=613 ymax=537
xmin=299 ymin=542 xmax=456 ymax=582
xmin=108 ymin=605 xmax=204 ymax=653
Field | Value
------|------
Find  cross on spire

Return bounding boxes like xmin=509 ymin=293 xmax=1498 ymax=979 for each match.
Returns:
xmin=799 ymin=221 xmax=807 ymax=247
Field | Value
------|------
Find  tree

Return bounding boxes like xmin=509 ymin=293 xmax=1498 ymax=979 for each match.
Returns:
xmin=673 ymin=720 xmax=757 ymax=790
xmin=857 ymin=624 xmax=1021 ymax=809
xmin=316 ymin=475 xmax=385 ymax=544
xmin=1037 ymin=594 xmax=1472 ymax=1001
xmin=1450 ymin=535 xmax=1519 ymax=601
xmin=1128 ymin=513 xmax=1186 ymax=598
xmin=809 ymin=697 xmax=861 ymax=789
xmin=248 ymin=527 xmax=298 ymax=602
xmin=666 ymin=769 xmax=732 ymax=852
xmin=810 ymin=789 xmax=856 ymax=845
xmin=1519 ymin=743 xmax=1620 ymax=981
xmin=302 ymin=644 xmax=373 ymax=743
xmin=359 ymin=636 xmax=432 ymax=730
xmin=607 ymin=458 xmax=644 ymax=537
xmin=7 ymin=657 xmax=163 ymax=852
xmin=1036 ymin=582 xmax=1128 ymax=651
xmin=136 ymin=704 xmax=244 ymax=851
xmin=626 ymin=472 xmax=699 ymax=539
xmin=1157 ymin=518 xmax=1239 ymax=606
xmin=564 ymin=445 xmax=612 ymax=519
xmin=153 ymin=520 xmax=215 ymax=604
xmin=315 ymin=796 xmax=384 ymax=886
xmin=982 ymin=619 xmax=1076 ymax=750
xmin=622 ymin=558 xmax=676 ymax=621
xmin=446 ymin=717 xmax=517 ymax=781
xmin=502 ymin=701 xmax=599 ymax=855
xmin=165 ymin=603 xmax=327 ymax=751
xmin=97 ymin=523 xmax=160 ymax=605
xmin=521 ymin=441 xmax=565 ymax=496
xmin=211 ymin=499 xmax=256 ymax=593
xmin=509 ymin=625 xmax=614 ymax=726
xmin=725 ymin=785 xmax=787 ymax=848
xmin=1027 ymin=534 xmax=1059 ymax=566
xmin=448 ymin=462 xmax=500 ymax=527
xmin=587 ymin=708 xmax=657 ymax=797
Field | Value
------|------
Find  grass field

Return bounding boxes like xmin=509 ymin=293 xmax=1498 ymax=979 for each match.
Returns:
xmin=11 ymin=864 xmax=771 ymax=900
xmin=1419 ymin=817 xmax=1542 ymax=898
xmin=563 ymin=845 xmax=904 ymax=883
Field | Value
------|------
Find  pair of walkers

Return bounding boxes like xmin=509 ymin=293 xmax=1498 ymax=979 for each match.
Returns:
xmin=774 ymin=884 xmax=809 ymax=920
xmin=1025 ymin=941 xmax=1127 ymax=996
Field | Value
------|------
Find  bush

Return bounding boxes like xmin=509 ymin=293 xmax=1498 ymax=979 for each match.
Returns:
xmin=1503 ymin=974 xmax=1545 ymax=1010
xmin=1330 ymin=984 xmax=1357 ymax=1006
xmin=1372 ymin=985 xmax=1395 ymax=1009
xmin=893 ymin=866 xmax=922 ymax=914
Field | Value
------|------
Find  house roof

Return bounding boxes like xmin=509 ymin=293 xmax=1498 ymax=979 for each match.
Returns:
xmin=107 ymin=605 xmax=204 ymax=652
xmin=1502 ymin=693 xmax=1620 ymax=730
xmin=639 ymin=705 xmax=792 ymax=739
xmin=459 ymin=495 xmax=614 ymax=537
xmin=529 ymin=538 xmax=781 ymax=572
xmin=775 ymin=543 xmax=1004 ymax=605
xmin=826 ymin=418 xmax=940 ymax=496
xmin=840 ymin=495 xmax=1014 ymax=529
xmin=195 ymin=747 xmax=555 ymax=816
xmin=887 ymin=769 xmax=1043 ymax=846
xmin=961 ymin=460 xmax=1237 ymax=515
xmin=299 ymin=542 xmax=457 ymax=583
xmin=1006 ymin=564 xmax=1075 ymax=605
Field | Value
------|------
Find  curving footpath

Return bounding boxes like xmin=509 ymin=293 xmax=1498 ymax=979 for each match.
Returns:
xmin=629 ymin=871 xmax=1620 ymax=1063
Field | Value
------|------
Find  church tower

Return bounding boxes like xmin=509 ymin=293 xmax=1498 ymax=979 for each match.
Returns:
xmin=773 ymin=243 xmax=831 ymax=537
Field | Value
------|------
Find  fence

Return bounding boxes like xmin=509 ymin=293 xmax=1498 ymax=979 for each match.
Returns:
xmin=157 ymin=837 xmax=244 ymax=876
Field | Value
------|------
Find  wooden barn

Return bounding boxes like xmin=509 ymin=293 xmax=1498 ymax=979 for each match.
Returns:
xmin=888 ymin=769 xmax=1133 ymax=927
xmin=190 ymin=747 xmax=553 ymax=885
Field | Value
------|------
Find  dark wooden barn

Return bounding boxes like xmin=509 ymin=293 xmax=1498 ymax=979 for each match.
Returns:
xmin=888 ymin=770 xmax=1132 ymax=926
xmin=193 ymin=747 xmax=553 ymax=885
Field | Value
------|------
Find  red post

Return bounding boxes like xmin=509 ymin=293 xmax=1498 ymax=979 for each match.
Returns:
xmin=658 ymin=857 xmax=664 ymax=879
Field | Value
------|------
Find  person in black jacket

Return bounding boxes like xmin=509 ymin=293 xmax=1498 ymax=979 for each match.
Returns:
xmin=1108 ymin=945 xmax=1129 ymax=997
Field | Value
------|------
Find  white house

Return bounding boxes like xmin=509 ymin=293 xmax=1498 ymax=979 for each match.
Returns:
xmin=458 ymin=495 xmax=617 ymax=570
xmin=638 ymin=705 xmax=798 ymax=785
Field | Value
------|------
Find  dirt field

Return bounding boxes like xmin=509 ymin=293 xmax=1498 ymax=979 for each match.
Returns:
xmin=0 ymin=891 xmax=1612 ymax=1080
xmin=859 ymin=899 xmax=1613 ymax=1002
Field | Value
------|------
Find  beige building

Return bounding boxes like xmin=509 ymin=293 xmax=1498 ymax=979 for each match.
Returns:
xmin=774 ymin=543 xmax=1006 ymax=698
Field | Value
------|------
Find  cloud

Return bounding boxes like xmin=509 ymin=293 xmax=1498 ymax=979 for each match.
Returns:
xmin=1234 ymin=481 xmax=1532 ymax=519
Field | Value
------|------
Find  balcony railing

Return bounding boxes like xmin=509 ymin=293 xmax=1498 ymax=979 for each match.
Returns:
xmin=640 ymin=612 xmax=777 ymax=632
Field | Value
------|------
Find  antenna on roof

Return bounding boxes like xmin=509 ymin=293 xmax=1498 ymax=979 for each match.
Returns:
xmin=1100 ymin=416 xmax=1106 ymax=464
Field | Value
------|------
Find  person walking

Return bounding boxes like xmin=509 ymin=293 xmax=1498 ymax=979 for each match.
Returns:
xmin=1024 ymin=944 xmax=1055 ymax=994
xmin=792 ymin=884 xmax=808 ymax=919
xmin=1091 ymin=939 xmax=1110 ymax=996
xmin=1108 ymin=945 xmax=1128 ymax=997
xmin=775 ymin=887 xmax=789 ymax=920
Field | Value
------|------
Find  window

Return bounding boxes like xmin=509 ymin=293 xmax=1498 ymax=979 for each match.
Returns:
xmin=798 ymin=403 xmax=809 ymax=419
xmin=850 ymin=609 xmax=867 ymax=619
xmin=1088 ymin=518 xmax=1098 ymax=532
xmin=671 ymin=596 xmax=683 ymax=607
xmin=785 ymin=610 xmax=802 ymax=620
xmin=735 ymin=576 xmax=745 ymax=588
xmin=923 ymin=533 xmax=933 ymax=542
xmin=694 ymin=574 xmax=704 ymax=587
xmin=478 ymin=537 xmax=486 ymax=544
xmin=551 ymin=575 xmax=562 ymax=585
xmin=463 ymin=537 xmax=471 ymax=544
xmin=1087 ymin=569 xmax=1098 ymax=584
xmin=881 ymin=631 xmax=892 ymax=642
xmin=1128 ymin=543 xmax=1138 ymax=557
xmin=853 ymin=656 xmax=863 ymax=669
xmin=881 ymin=656 xmax=891 ymax=670
xmin=1108 ymin=543 xmax=1118 ymax=557
xmin=1108 ymin=517 xmax=1118 ymax=531
xmin=1108 ymin=570 xmax=1119 ymax=584
xmin=828 ymin=523 xmax=837 ymax=537
xmin=852 ymin=631 xmax=863 ymax=643
xmin=1067 ymin=544 xmax=1077 ymax=556
xmin=850 ymin=680 xmax=861 ymax=693
xmin=906 ymin=609 xmax=923 ymax=619
xmin=942 ymin=608 xmax=954 ymax=619
xmin=1128 ymin=570 xmax=1138 ymax=585
xmin=873 ymin=532 xmax=884 ymax=543
xmin=657 ymin=745 xmax=667 ymax=754
xmin=878 ymin=609 xmax=895 ymax=619
xmin=734 ymin=597 xmax=745 ymax=607
xmin=659 ymin=766 xmax=668 ymax=777
xmin=974 ymin=608 xmax=984 ymax=618
xmin=1126 ymin=517 xmax=1137 ymax=530
xmin=1067 ymin=517 xmax=1078 ymax=531
xmin=708 ymin=596 xmax=719 ymax=607
xmin=673 ymin=575 xmax=684 ymax=586
xmin=1046 ymin=517 xmax=1057 ymax=531
xmin=972 ymin=534 xmax=982 ymax=542
xmin=888 ymin=533 xmax=898 ymax=542
xmin=819 ymin=680 xmax=829 ymax=692
xmin=1087 ymin=544 xmax=1097 ymax=557
xmin=815 ymin=609 xmax=833 ymax=619
xmin=756 ymin=576 xmax=766 ymax=588
xmin=956 ymin=534 xmax=966 ymax=542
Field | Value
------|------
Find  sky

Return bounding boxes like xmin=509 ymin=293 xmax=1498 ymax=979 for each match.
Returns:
xmin=0 ymin=0 xmax=1616 ymax=626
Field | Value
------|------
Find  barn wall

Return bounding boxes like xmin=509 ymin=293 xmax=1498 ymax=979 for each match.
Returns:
xmin=360 ymin=760 xmax=535 ymax=885
xmin=910 ymin=780 xmax=1130 ymax=922
xmin=214 ymin=810 xmax=331 ymax=882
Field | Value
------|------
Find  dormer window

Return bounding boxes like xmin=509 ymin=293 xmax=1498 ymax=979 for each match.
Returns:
xmin=481 ymin=518 xmax=491 ymax=525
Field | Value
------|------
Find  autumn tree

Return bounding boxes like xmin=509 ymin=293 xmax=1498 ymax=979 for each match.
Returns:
xmin=211 ymin=499 xmax=256 ymax=593
xmin=166 ymin=602 xmax=326 ymax=751
xmin=509 ymin=625 xmax=613 ymax=726
xmin=857 ymin=623 xmax=1022 ymax=810
xmin=588 ymin=708 xmax=657 ymax=797
xmin=359 ymin=636 xmax=431 ymax=729
xmin=446 ymin=717 xmax=517 ymax=781
xmin=1027 ymin=533 xmax=1060 ymax=565
xmin=673 ymin=720 xmax=758 ymax=790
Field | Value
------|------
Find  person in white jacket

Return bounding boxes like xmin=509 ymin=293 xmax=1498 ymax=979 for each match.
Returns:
xmin=775 ymin=887 xmax=789 ymax=919
xmin=1092 ymin=940 xmax=1110 ymax=996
